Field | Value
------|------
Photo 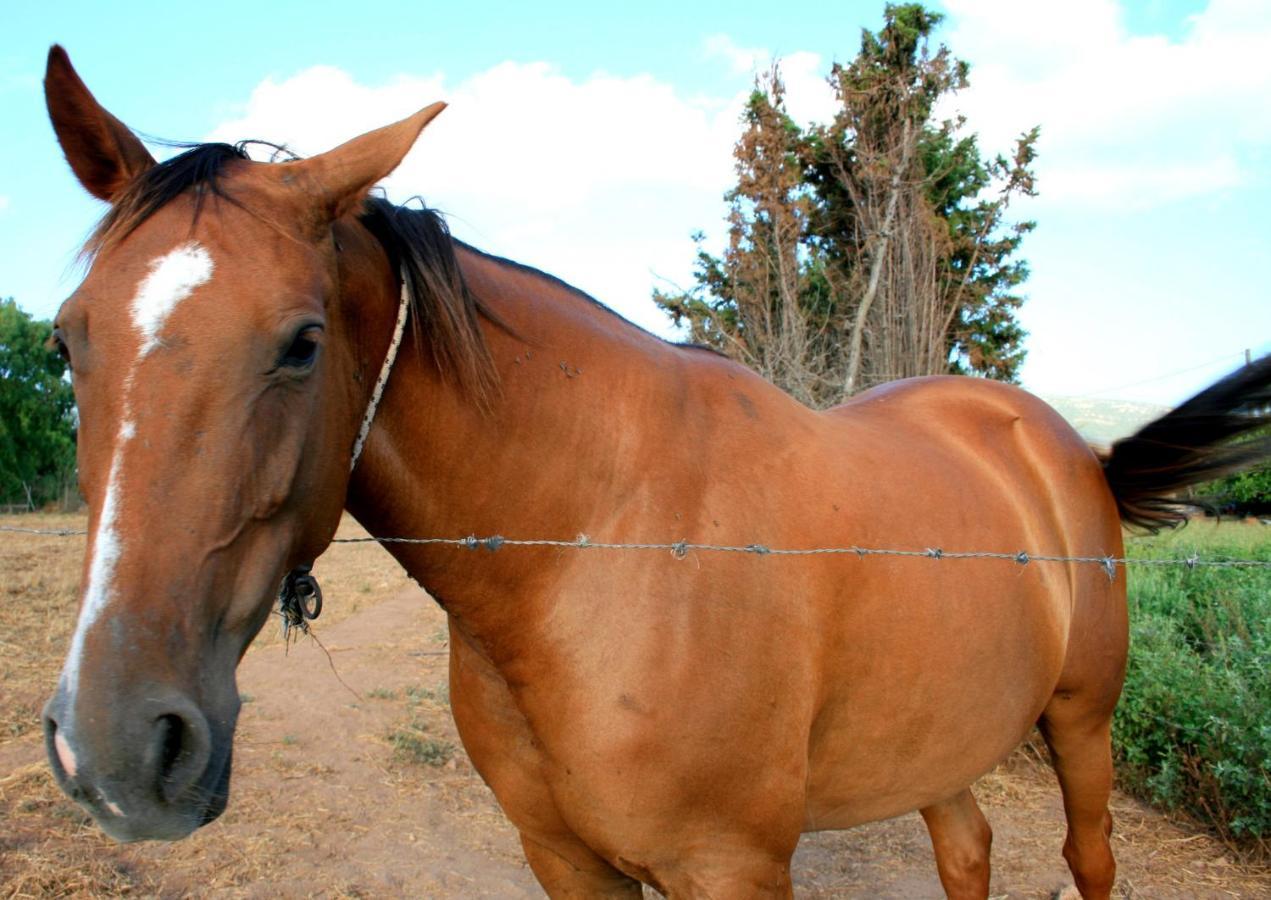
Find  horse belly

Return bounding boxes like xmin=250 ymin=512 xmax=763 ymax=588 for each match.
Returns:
xmin=801 ymin=561 xmax=1070 ymax=830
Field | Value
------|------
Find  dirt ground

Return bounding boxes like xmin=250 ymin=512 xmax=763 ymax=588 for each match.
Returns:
xmin=2 ymin=514 xmax=1268 ymax=898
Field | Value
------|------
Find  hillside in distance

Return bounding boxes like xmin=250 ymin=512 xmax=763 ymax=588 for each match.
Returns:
xmin=1039 ymin=395 xmax=1169 ymax=446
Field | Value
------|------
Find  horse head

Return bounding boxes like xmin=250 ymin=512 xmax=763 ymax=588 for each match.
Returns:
xmin=40 ymin=45 xmax=443 ymax=841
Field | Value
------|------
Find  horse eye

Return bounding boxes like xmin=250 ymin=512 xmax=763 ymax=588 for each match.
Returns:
xmin=278 ymin=326 xmax=322 ymax=370
xmin=51 ymin=328 xmax=72 ymax=370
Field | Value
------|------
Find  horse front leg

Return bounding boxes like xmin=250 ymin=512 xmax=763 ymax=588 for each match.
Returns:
xmin=447 ymin=623 xmax=643 ymax=895
xmin=520 ymin=833 xmax=644 ymax=898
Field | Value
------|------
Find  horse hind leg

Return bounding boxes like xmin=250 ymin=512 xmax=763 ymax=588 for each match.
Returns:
xmin=1038 ymin=698 xmax=1117 ymax=900
xmin=920 ymin=788 xmax=992 ymax=899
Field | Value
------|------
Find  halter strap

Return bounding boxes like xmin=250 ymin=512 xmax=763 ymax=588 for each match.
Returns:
xmin=349 ymin=264 xmax=411 ymax=472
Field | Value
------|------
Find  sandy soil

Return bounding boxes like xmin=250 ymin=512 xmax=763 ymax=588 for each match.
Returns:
xmin=2 ymin=517 xmax=1268 ymax=898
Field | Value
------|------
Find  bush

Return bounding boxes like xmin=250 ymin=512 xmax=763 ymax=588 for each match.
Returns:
xmin=1192 ymin=426 xmax=1270 ymax=516
xmin=1114 ymin=524 xmax=1271 ymax=850
xmin=1206 ymin=465 xmax=1271 ymax=515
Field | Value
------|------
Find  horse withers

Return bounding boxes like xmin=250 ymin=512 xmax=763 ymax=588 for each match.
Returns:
xmin=40 ymin=45 xmax=1271 ymax=898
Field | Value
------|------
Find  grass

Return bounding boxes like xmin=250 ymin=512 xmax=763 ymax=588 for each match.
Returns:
xmin=1117 ymin=519 xmax=1271 ymax=856
xmin=0 ymin=512 xmax=85 ymax=742
xmin=387 ymin=718 xmax=455 ymax=767
xmin=405 ymin=682 xmax=450 ymax=707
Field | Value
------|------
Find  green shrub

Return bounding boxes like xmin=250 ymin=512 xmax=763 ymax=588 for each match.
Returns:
xmin=387 ymin=718 xmax=454 ymax=767
xmin=1114 ymin=524 xmax=1271 ymax=848
xmin=1193 ymin=427 xmax=1270 ymax=514
xmin=404 ymin=682 xmax=450 ymax=707
xmin=1207 ymin=464 xmax=1271 ymax=512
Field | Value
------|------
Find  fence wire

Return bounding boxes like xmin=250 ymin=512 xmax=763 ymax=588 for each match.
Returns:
xmin=4 ymin=525 xmax=1268 ymax=577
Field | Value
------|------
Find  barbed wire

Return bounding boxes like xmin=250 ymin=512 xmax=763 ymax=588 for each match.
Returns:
xmin=1 ymin=525 xmax=88 ymax=536
xmin=4 ymin=525 xmax=1268 ymax=578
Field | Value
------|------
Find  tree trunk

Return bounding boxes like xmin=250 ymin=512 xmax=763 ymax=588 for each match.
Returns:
xmin=844 ymin=117 xmax=913 ymax=396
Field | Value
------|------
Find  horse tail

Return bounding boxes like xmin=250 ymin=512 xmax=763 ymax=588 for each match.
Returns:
xmin=1099 ymin=354 xmax=1271 ymax=531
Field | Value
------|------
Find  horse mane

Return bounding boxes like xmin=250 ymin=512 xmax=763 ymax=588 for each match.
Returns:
xmin=82 ymin=142 xmax=253 ymax=261
xmin=359 ymin=196 xmax=498 ymax=405
xmin=80 ymin=142 xmax=498 ymax=405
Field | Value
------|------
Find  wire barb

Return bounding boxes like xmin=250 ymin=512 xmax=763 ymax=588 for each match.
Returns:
xmin=1102 ymin=556 xmax=1118 ymax=582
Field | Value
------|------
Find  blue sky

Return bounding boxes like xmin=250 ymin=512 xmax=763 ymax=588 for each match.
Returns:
xmin=3 ymin=0 xmax=1267 ymax=406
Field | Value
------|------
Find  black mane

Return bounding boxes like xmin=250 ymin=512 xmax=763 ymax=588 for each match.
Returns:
xmin=359 ymin=197 xmax=498 ymax=402
xmin=84 ymin=142 xmax=252 ymax=258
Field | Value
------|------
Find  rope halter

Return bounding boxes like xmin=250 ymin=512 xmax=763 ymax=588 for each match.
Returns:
xmin=349 ymin=264 xmax=411 ymax=472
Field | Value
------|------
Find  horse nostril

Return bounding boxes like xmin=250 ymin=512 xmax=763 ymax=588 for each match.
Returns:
xmin=156 ymin=715 xmax=184 ymax=781
xmin=148 ymin=706 xmax=211 ymax=803
xmin=44 ymin=713 xmax=75 ymax=781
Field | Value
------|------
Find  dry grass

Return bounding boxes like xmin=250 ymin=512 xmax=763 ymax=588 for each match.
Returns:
xmin=0 ymin=513 xmax=85 ymax=742
xmin=0 ymin=512 xmax=416 ymax=899
xmin=0 ymin=762 xmax=165 ymax=898
xmin=978 ymin=747 xmax=1271 ymax=898
xmin=3 ymin=512 xmax=1269 ymax=897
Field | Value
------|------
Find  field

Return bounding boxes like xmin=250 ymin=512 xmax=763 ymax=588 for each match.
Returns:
xmin=1118 ymin=522 xmax=1271 ymax=851
xmin=2 ymin=513 xmax=1269 ymax=897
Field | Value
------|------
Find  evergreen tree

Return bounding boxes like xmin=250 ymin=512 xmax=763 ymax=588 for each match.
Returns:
xmin=656 ymin=3 xmax=1037 ymax=408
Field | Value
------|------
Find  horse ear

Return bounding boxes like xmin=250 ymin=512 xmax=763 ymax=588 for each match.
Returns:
xmin=286 ymin=102 xmax=447 ymax=224
xmin=44 ymin=45 xmax=155 ymax=202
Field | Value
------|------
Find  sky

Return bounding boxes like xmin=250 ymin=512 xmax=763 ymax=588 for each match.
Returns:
xmin=2 ymin=0 xmax=1268 ymax=407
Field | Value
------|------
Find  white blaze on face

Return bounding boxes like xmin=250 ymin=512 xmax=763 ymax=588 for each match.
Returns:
xmin=62 ymin=243 xmax=214 ymax=702
xmin=131 ymin=244 xmax=214 ymax=357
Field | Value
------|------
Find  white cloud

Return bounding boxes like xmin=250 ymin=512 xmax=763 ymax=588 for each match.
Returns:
xmin=208 ymin=61 xmax=755 ymax=335
xmin=701 ymin=34 xmax=837 ymax=126
xmin=704 ymin=34 xmax=768 ymax=75
xmin=205 ymin=44 xmax=849 ymax=334
xmin=940 ymin=0 xmax=1271 ymax=210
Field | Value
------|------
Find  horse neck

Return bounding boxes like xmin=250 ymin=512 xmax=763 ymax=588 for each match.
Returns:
xmin=344 ymin=243 xmax=688 ymax=625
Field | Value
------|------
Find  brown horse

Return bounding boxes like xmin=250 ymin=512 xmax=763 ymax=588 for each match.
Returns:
xmin=40 ymin=46 xmax=1270 ymax=899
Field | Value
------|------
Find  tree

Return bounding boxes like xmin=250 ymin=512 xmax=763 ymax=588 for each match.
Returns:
xmin=0 ymin=298 xmax=77 ymax=509
xmin=656 ymin=3 xmax=1037 ymax=408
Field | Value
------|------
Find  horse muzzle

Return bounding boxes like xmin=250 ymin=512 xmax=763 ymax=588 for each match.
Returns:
xmin=42 ymin=684 xmax=235 ymax=842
